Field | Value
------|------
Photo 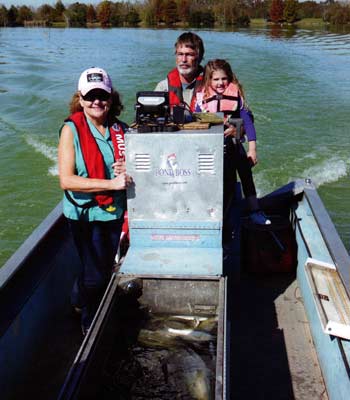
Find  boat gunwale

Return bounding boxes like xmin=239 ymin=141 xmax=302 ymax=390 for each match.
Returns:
xmin=302 ymin=182 xmax=350 ymax=299
xmin=0 ymin=201 xmax=63 ymax=290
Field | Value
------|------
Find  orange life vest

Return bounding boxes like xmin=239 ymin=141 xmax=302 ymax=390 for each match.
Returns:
xmin=196 ymin=83 xmax=240 ymax=117
xmin=167 ymin=67 xmax=203 ymax=111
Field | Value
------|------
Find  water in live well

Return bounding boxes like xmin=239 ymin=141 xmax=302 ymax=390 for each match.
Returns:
xmin=98 ymin=301 xmax=217 ymax=399
xmin=0 ymin=27 xmax=350 ymax=266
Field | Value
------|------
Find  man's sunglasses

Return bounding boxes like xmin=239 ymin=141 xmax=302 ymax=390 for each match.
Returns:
xmin=82 ymin=91 xmax=111 ymax=102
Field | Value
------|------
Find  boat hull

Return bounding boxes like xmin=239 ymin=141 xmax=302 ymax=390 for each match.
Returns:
xmin=0 ymin=203 xmax=83 ymax=399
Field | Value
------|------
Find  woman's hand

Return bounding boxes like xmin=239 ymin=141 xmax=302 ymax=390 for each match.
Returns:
xmin=112 ymin=159 xmax=126 ymax=176
xmin=110 ymin=173 xmax=133 ymax=191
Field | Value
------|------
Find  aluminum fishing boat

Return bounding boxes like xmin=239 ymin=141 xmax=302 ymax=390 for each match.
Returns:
xmin=0 ymin=122 xmax=349 ymax=399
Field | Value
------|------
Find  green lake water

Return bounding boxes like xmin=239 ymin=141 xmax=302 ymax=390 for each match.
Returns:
xmin=0 ymin=27 xmax=349 ymax=266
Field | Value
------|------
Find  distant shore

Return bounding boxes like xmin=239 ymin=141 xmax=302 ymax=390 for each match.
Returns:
xmin=19 ymin=18 xmax=347 ymax=32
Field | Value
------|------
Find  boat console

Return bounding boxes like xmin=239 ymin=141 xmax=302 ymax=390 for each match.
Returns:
xmin=59 ymin=105 xmax=229 ymax=399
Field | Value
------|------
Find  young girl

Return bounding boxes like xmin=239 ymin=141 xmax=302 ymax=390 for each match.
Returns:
xmin=195 ymin=59 xmax=270 ymax=225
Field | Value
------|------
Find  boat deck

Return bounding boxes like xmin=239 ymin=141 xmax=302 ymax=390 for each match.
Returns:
xmin=224 ymin=186 xmax=328 ymax=399
xmin=228 ymin=272 xmax=327 ymax=399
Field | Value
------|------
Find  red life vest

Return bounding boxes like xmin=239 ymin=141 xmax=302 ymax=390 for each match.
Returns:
xmin=197 ymin=83 xmax=240 ymax=117
xmin=167 ymin=67 xmax=203 ymax=112
xmin=66 ymin=112 xmax=126 ymax=208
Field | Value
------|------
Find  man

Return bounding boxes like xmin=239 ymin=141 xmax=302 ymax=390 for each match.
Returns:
xmin=155 ymin=31 xmax=204 ymax=112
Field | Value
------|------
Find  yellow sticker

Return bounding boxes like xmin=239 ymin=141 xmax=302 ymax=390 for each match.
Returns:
xmin=105 ymin=205 xmax=117 ymax=212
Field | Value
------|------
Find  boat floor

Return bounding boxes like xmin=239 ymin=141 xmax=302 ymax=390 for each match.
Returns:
xmin=228 ymin=272 xmax=328 ymax=400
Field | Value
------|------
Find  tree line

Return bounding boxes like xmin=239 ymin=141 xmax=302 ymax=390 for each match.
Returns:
xmin=0 ymin=0 xmax=349 ymax=28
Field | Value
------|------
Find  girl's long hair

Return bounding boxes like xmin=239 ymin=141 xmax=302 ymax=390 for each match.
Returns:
xmin=69 ymin=89 xmax=124 ymax=122
xmin=202 ymin=59 xmax=247 ymax=108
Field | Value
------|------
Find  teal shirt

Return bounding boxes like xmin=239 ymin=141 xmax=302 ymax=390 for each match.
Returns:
xmin=62 ymin=119 xmax=126 ymax=221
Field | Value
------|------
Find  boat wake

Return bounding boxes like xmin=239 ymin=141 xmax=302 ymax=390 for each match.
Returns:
xmin=24 ymin=134 xmax=349 ymax=193
xmin=297 ymin=156 xmax=348 ymax=188
xmin=254 ymin=155 xmax=349 ymax=197
xmin=25 ymin=135 xmax=58 ymax=176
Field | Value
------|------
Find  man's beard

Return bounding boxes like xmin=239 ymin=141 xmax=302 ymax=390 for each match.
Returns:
xmin=177 ymin=64 xmax=196 ymax=78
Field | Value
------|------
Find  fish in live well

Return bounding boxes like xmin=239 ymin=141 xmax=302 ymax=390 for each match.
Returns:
xmin=137 ymin=326 xmax=215 ymax=348
xmin=144 ymin=314 xmax=198 ymax=331
xmin=137 ymin=314 xmax=217 ymax=349
xmin=149 ymin=314 xmax=218 ymax=331
xmin=167 ymin=314 xmax=211 ymax=329
xmin=197 ymin=318 xmax=218 ymax=334
xmin=137 ymin=328 xmax=180 ymax=349
xmin=110 ymin=313 xmax=215 ymax=398
xmin=165 ymin=317 xmax=199 ymax=330
xmin=167 ymin=327 xmax=214 ymax=342
xmin=165 ymin=347 xmax=212 ymax=400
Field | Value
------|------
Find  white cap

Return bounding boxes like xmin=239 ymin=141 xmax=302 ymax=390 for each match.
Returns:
xmin=78 ymin=67 xmax=112 ymax=96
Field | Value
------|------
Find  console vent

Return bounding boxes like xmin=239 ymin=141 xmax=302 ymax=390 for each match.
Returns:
xmin=134 ymin=153 xmax=151 ymax=171
xmin=198 ymin=153 xmax=215 ymax=174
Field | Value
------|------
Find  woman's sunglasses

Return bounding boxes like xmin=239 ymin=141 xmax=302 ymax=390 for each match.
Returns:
xmin=82 ymin=91 xmax=111 ymax=102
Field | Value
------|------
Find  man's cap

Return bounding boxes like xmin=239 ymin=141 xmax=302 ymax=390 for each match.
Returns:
xmin=78 ymin=67 xmax=112 ymax=96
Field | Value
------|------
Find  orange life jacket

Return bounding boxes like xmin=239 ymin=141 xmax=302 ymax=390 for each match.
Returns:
xmin=167 ymin=67 xmax=203 ymax=111
xmin=196 ymin=82 xmax=240 ymax=117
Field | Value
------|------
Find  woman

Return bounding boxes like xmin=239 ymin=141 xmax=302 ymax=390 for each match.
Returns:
xmin=58 ymin=67 xmax=132 ymax=335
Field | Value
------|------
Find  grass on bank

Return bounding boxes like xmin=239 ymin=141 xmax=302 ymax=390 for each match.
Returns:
xmin=250 ymin=18 xmax=327 ymax=28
